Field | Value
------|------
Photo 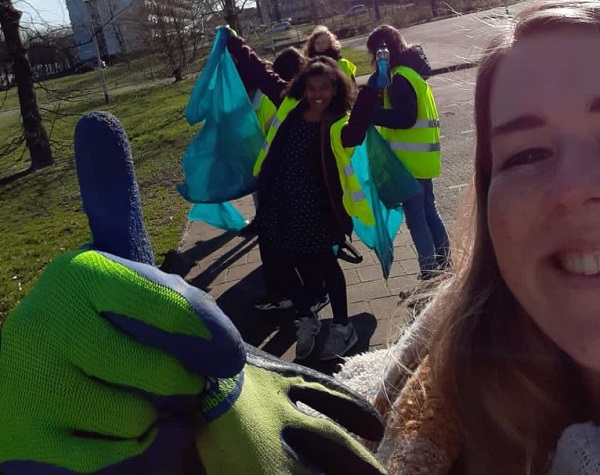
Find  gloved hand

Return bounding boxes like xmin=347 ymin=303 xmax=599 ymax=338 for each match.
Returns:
xmin=192 ymin=344 xmax=387 ymax=474
xmin=0 ymin=250 xmax=245 ymax=474
xmin=367 ymin=70 xmax=391 ymax=90
xmin=0 ymin=111 xmax=246 ymax=474
xmin=74 ymin=111 xmax=155 ymax=266
xmin=219 ymin=24 xmax=237 ymax=37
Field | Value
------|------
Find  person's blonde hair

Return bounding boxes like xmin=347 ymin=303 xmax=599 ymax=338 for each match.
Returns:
xmin=304 ymin=25 xmax=342 ymax=59
xmin=428 ymin=1 xmax=600 ymax=472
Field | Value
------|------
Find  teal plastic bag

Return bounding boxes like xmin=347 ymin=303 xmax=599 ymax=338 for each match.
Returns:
xmin=177 ymin=28 xmax=263 ymax=203
xmin=352 ymin=127 xmax=415 ymax=279
xmin=367 ymin=126 xmax=422 ymax=208
xmin=188 ymin=202 xmax=247 ymax=231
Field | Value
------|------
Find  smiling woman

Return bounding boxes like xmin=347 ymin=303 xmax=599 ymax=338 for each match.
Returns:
xmin=369 ymin=1 xmax=600 ymax=474
xmin=226 ymin=30 xmax=380 ymax=361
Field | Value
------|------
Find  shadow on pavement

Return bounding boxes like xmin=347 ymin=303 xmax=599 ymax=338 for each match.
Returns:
xmin=190 ymin=237 xmax=259 ymax=290
xmin=214 ymin=265 xmax=379 ymax=375
xmin=178 ymin=235 xmax=380 ymax=376
xmin=159 ymin=230 xmax=240 ymax=277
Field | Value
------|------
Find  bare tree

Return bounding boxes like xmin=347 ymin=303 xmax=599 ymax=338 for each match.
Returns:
xmin=0 ymin=0 xmax=52 ymax=173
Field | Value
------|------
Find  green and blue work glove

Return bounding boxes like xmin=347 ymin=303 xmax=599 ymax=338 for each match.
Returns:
xmin=192 ymin=345 xmax=387 ymax=474
xmin=0 ymin=112 xmax=246 ymax=473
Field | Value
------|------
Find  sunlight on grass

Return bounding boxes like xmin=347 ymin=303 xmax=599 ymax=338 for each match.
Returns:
xmin=0 ymin=79 xmax=200 ymax=319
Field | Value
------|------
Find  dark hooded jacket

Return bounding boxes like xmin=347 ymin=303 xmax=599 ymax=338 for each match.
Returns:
xmin=371 ymin=45 xmax=432 ymax=129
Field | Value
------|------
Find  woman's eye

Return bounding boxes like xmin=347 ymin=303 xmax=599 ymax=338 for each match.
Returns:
xmin=502 ymin=147 xmax=551 ymax=170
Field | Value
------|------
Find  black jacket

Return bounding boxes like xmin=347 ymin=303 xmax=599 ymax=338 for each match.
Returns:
xmin=372 ymin=45 xmax=432 ymax=129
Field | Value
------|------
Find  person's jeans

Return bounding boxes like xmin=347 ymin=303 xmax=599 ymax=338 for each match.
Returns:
xmin=402 ymin=179 xmax=450 ymax=276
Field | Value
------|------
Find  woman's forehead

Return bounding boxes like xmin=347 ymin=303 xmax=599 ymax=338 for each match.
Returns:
xmin=489 ymin=29 xmax=600 ymax=127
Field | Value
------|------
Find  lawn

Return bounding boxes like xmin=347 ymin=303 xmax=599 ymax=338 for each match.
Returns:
xmin=0 ymin=78 xmax=200 ymax=320
xmin=0 ymin=54 xmax=193 ymax=113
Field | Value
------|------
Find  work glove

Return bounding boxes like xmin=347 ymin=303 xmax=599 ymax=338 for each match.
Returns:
xmin=0 ymin=250 xmax=245 ymax=474
xmin=0 ymin=112 xmax=246 ymax=473
xmin=74 ymin=111 xmax=155 ymax=266
xmin=193 ymin=344 xmax=387 ymax=474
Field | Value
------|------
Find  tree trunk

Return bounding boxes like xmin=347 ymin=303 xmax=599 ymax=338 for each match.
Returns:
xmin=223 ymin=0 xmax=241 ymax=35
xmin=0 ymin=0 xmax=52 ymax=170
xmin=372 ymin=0 xmax=381 ymax=20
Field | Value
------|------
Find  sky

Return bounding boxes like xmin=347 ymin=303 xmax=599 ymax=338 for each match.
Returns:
xmin=14 ymin=0 xmax=70 ymax=27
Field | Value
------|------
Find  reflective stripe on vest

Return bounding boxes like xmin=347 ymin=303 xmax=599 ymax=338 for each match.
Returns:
xmin=329 ymin=116 xmax=375 ymax=226
xmin=389 ymin=141 xmax=441 ymax=152
xmin=380 ymin=65 xmax=441 ymax=179
xmin=254 ymin=98 xmax=298 ymax=176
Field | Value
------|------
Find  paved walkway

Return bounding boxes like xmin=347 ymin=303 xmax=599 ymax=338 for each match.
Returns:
xmin=175 ymin=195 xmax=417 ymax=374
xmin=170 ymin=3 xmax=528 ymax=374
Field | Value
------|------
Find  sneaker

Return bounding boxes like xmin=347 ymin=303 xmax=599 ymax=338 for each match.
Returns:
xmin=320 ymin=322 xmax=358 ymax=361
xmin=254 ymin=297 xmax=293 ymax=311
xmin=295 ymin=316 xmax=322 ymax=360
xmin=310 ymin=294 xmax=330 ymax=314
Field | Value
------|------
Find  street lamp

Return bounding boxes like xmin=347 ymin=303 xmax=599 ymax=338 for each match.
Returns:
xmin=83 ymin=0 xmax=109 ymax=104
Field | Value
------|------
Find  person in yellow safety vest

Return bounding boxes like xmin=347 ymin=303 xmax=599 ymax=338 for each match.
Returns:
xmin=244 ymin=47 xmax=329 ymax=316
xmin=366 ymin=25 xmax=450 ymax=284
xmin=304 ymin=25 xmax=357 ymax=86
xmin=227 ymin=30 xmax=379 ymax=361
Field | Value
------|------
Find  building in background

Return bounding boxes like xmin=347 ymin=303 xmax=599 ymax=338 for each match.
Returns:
xmin=66 ymin=0 xmax=194 ymax=62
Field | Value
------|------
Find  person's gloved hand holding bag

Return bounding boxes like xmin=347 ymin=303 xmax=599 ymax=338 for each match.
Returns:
xmin=193 ymin=345 xmax=387 ymax=474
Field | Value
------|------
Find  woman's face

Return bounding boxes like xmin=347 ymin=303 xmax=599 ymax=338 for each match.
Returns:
xmin=314 ymin=34 xmax=331 ymax=54
xmin=304 ymin=74 xmax=335 ymax=114
xmin=487 ymin=29 xmax=600 ymax=372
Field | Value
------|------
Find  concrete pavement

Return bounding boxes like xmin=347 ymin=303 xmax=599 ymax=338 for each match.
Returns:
xmin=168 ymin=7 xmax=521 ymax=374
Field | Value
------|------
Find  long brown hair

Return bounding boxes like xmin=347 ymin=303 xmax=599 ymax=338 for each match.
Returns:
xmin=366 ymin=25 xmax=411 ymax=68
xmin=304 ymin=25 xmax=342 ymax=59
xmin=428 ymin=1 xmax=600 ymax=472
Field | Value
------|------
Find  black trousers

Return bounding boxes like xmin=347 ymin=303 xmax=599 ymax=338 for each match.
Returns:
xmin=260 ymin=243 xmax=348 ymax=324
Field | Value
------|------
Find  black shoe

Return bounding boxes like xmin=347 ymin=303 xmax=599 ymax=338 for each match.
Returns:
xmin=254 ymin=296 xmax=293 ymax=311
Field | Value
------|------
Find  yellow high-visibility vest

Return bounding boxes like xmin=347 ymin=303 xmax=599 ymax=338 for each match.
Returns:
xmin=338 ymin=58 xmax=357 ymax=80
xmin=379 ymin=65 xmax=441 ymax=179
xmin=251 ymin=90 xmax=277 ymax=135
xmin=254 ymin=97 xmax=374 ymax=226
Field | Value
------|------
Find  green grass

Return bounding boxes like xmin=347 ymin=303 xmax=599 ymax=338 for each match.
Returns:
xmin=342 ymin=48 xmax=372 ymax=77
xmin=0 ymin=55 xmax=185 ymax=113
xmin=0 ymin=78 xmax=200 ymax=319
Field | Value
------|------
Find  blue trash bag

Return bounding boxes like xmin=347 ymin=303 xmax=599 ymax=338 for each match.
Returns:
xmin=177 ymin=27 xmax=263 ymax=204
xmin=367 ymin=125 xmax=422 ymax=209
xmin=352 ymin=127 xmax=416 ymax=279
xmin=188 ymin=202 xmax=247 ymax=231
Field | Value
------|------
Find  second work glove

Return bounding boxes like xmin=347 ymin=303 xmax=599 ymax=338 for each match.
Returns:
xmin=193 ymin=345 xmax=387 ymax=474
xmin=0 ymin=250 xmax=245 ymax=474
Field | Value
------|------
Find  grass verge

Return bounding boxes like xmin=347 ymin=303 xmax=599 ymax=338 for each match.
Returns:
xmin=0 ymin=78 xmax=199 ymax=320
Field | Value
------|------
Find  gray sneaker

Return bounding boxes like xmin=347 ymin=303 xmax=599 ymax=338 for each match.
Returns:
xmin=295 ymin=316 xmax=322 ymax=360
xmin=320 ymin=322 xmax=358 ymax=361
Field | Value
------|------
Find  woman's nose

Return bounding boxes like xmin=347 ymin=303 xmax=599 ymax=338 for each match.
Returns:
xmin=551 ymin=137 xmax=600 ymax=214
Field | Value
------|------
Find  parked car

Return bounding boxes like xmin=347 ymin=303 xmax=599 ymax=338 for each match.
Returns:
xmin=344 ymin=4 xmax=368 ymax=16
xmin=269 ymin=21 xmax=292 ymax=33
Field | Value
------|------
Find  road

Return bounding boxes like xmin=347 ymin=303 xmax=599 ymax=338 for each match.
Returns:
xmin=343 ymin=0 xmax=533 ymax=70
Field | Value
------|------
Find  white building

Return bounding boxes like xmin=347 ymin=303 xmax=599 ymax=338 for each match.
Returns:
xmin=66 ymin=0 xmax=153 ymax=61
